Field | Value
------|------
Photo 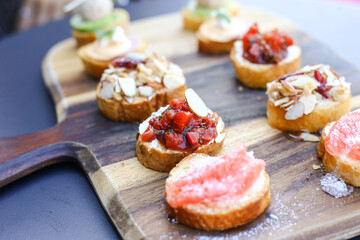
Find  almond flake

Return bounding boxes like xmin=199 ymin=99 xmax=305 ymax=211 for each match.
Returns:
xmin=300 ymin=132 xmax=320 ymax=142
xmin=163 ymin=74 xmax=185 ymax=89
xmin=153 ymin=58 xmax=169 ymax=74
xmin=274 ymin=97 xmax=289 ymax=106
xmin=126 ymin=52 xmax=147 ymax=61
xmin=285 ymin=102 xmax=304 ymax=120
xmin=138 ymin=86 xmax=153 ymax=97
xmin=312 ymin=164 xmax=321 ymax=170
xmin=300 ymin=64 xmax=322 ymax=73
xmin=99 ymin=81 xmax=114 ymax=99
xmin=299 ymin=95 xmax=317 ymax=115
xmin=169 ymin=63 xmax=183 ymax=76
xmin=185 ymin=88 xmax=209 ymax=117
xmin=118 ymin=77 xmax=136 ymax=97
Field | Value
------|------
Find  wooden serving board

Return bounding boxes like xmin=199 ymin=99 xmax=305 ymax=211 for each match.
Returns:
xmin=2 ymin=9 xmax=360 ymax=239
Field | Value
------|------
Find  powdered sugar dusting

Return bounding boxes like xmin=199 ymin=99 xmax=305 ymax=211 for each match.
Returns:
xmin=320 ymin=173 xmax=353 ymax=198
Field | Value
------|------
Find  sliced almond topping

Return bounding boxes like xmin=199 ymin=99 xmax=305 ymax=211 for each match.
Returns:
xmin=169 ymin=63 xmax=183 ymax=76
xmin=163 ymin=74 xmax=185 ymax=89
xmin=312 ymin=164 xmax=321 ymax=170
xmin=185 ymin=88 xmax=209 ymax=117
xmin=299 ymin=95 xmax=317 ymax=115
xmin=126 ymin=52 xmax=147 ymax=61
xmin=118 ymin=77 xmax=136 ymax=97
xmin=300 ymin=64 xmax=323 ymax=73
xmin=153 ymin=58 xmax=169 ymax=74
xmin=274 ymin=97 xmax=289 ymax=106
xmin=300 ymin=132 xmax=320 ymax=142
xmin=138 ymin=86 xmax=153 ymax=97
xmin=285 ymin=102 xmax=304 ymax=120
xmin=99 ymin=81 xmax=114 ymax=99
xmin=138 ymin=63 xmax=152 ymax=76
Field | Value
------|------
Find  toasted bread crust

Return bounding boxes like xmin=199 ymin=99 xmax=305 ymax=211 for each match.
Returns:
xmin=96 ymin=83 xmax=186 ymax=122
xmin=318 ymin=123 xmax=360 ymax=186
xmin=165 ymin=154 xmax=270 ymax=230
xmin=267 ymin=93 xmax=351 ymax=132
xmin=182 ymin=5 xmax=240 ymax=31
xmin=197 ymin=34 xmax=237 ymax=54
xmin=136 ymin=118 xmax=225 ymax=172
xmin=78 ymin=40 xmax=147 ymax=79
xmin=72 ymin=9 xmax=130 ymax=47
xmin=230 ymin=46 xmax=301 ymax=89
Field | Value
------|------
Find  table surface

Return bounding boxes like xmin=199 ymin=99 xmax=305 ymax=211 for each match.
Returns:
xmin=0 ymin=0 xmax=360 ymax=239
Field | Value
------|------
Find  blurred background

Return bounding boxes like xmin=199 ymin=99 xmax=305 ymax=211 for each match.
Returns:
xmin=1 ymin=0 xmax=360 ymax=40
xmin=0 ymin=0 xmax=135 ymax=39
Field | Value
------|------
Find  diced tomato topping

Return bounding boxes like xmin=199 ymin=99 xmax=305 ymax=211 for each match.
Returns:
xmin=201 ymin=129 xmax=215 ymax=143
xmin=165 ymin=109 xmax=177 ymax=120
xmin=186 ymin=132 xmax=200 ymax=146
xmin=169 ymin=98 xmax=186 ymax=109
xmin=141 ymin=127 xmax=156 ymax=142
xmin=314 ymin=70 xmax=329 ymax=98
xmin=242 ymin=23 xmax=293 ymax=64
xmin=143 ymin=98 xmax=219 ymax=151
xmin=171 ymin=111 xmax=193 ymax=132
xmin=159 ymin=116 xmax=171 ymax=131
xmin=164 ymin=132 xmax=186 ymax=150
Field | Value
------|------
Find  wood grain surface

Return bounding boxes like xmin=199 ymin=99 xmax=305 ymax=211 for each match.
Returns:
xmin=1 ymin=8 xmax=360 ymax=239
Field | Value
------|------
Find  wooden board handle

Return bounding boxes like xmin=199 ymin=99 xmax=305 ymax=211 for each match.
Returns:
xmin=0 ymin=126 xmax=89 ymax=187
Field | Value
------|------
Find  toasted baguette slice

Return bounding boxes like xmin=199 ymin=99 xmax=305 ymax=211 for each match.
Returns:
xmin=96 ymin=83 xmax=186 ymax=122
xmin=78 ymin=39 xmax=147 ymax=79
xmin=230 ymin=42 xmax=301 ymax=89
xmin=267 ymin=95 xmax=351 ymax=132
xmin=72 ymin=9 xmax=130 ymax=47
xmin=182 ymin=4 xmax=240 ymax=31
xmin=318 ymin=119 xmax=360 ymax=186
xmin=136 ymin=117 xmax=225 ymax=172
xmin=165 ymin=153 xmax=270 ymax=231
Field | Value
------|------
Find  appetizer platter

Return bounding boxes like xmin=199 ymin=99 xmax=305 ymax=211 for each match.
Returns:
xmin=1 ymin=6 xmax=360 ymax=240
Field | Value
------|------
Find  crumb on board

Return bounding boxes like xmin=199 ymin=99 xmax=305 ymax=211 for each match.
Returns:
xmin=257 ymin=96 xmax=262 ymax=101
xmin=312 ymin=164 xmax=321 ymax=170
xmin=121 ymin=162 xmax=125 ymax=166
xmin=310 ymin=172 xmax=313 ymax=175
xmin=238 ymin=86 xmax=244 ymax=91
xmin=306 ymin=176 xmax=310 ymax=180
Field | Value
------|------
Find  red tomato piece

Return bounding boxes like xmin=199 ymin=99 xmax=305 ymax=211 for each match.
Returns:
xmin=187 ymin=132 xmax=200 ymax=145
xmin=165 ymin=109 xmax=177 ymax=120
xmin=141 ymin=127 xmax=156 ymax=142
xmin=159 ymin=116 xmax=171 ymax=131
xmin=164 ymin=132 xmax=186 ymax=149
xmin=201 ymin=129 xmax=215 ymax=143
xmin=172 ymin=111 xmax=193 ymax=132
xmin=169 ymin=98 xmax=186 ymax=109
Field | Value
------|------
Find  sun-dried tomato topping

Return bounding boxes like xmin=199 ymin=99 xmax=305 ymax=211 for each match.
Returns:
xmin=314 ymin=70 xmax=329 ymax=98
xmin=242 ymin=23 xmax=293 ymax=64
xmin=142 ymin=99 xmax=219 ymax=151
xmin=111 ymin=57 xmax=144 ymax=69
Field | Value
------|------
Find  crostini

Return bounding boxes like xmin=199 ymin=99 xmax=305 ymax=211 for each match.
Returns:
xmin=165 ymin=144 xmax=270 ymax=230
xmin=266 ymin=64 xmax=351 ymax=132
xmin=136 ymin=89 xmax=225 ymax=172
xmin=183 ymin=0 xmax=240 ymax=31
xmin=78 ymin=26 xmax=146 ymax=78
xmin=69 ymin=0 xmax=130 ymax=47
xmin=197 ymin=12 xmax=250 ymax=54
xmin=96 ymin=53 xmax=187 ymax=122
xmin=318 ymin=110 xmax=360 ymax=186
xmin=230 ymin=23 xmax=301 ymax=88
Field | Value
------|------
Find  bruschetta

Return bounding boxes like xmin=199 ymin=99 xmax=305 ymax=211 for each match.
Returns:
xmin=78 ymin=26 xmax=146 ymax=79
xmin=318 ymin=110 xmax=360 ymax=186
xmin=165 ymin=144 xmax=270 ymax=230
xmin=266 ymin=64 xmax=351 ymax=132
xmin=136 ymin=89 xmax=225 ymax=172
xmin=96 ymin=53 xmax=186 ymax=122
xmin=230 ymin=23 xmax=301 ymax=88
xmin=183 ymin=0 xmax=240 ymax=31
